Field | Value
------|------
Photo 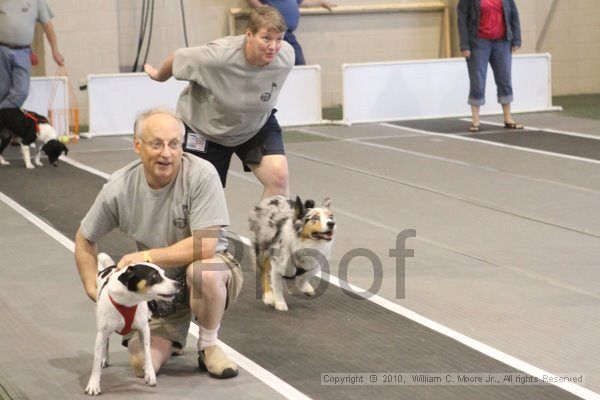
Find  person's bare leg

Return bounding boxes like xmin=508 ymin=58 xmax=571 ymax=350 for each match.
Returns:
xmin=187 ymin=257 xmax=238 ymax=378
xmin=501 ymin=103 xmax=524 ymax=129
xmin=187 ymin=257 xmax=229 ymax=330
xmin=128 ymin=335 xmax=173 ymax=378
xmin=471 ymin=105 xmax=481 ymax=128
xmin=249 ymin=154 xmax=289 ymax=198
xmin=502 ymin=103 xmax=514 ymax=124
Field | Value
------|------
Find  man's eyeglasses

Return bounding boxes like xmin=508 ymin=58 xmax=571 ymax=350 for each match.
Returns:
xmin=135 ymin=135 xmax=182 ymax=151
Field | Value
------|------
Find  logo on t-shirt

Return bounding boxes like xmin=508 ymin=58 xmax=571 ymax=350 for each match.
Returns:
xmin=173 ymin=204 xmax=189 ymax=229
xmin=260 ymin=82 xmax=277 ymax=102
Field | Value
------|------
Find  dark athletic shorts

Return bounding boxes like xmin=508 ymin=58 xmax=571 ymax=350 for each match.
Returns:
xmin=183 ymin=110 xmax=285 ymax=187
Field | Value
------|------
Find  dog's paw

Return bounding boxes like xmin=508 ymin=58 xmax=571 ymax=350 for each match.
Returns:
xmin=294 ymin=279 xmax=315 ymax=296
xmin=101 ymin=358 xmax=109 ymax=368
xmin=85 ymin=381 xmax=101 ymax=396
xmin=274 ymin=301 xmax=288 ymax=311
xmin=0 ymin=158 xmax=9 ymax=166
xmin=34 ymin=161 xmax=43 ymax=167
xmin=145 ymin=371 xmax=157 ymax=386
xmin=301 ymin=285 xmax=315 ymax=296
xmin=25 ymin=164 xmax=35 ymax=169
xmin=262 ymin=292 xmax=275 ymax=306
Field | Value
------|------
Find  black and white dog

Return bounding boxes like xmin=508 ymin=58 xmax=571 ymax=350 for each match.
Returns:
xmin=85 ymin=253 xmax=180 ymax=396
xmin=0 ymin=108 xmax=68 ymax=169
xmin=249 ymin=196 xmax=335 ymax=311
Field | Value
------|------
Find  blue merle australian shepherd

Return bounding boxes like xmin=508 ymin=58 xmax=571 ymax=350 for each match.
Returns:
xmin=249 ymin=195 xmax=335 ymax=311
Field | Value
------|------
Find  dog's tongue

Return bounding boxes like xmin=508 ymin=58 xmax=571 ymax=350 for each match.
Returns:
xmin=315 ymin=231 xmax=333 ymax=240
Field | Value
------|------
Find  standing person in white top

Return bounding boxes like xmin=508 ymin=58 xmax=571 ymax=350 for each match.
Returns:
xmin=145 ymin=6 xmax=294 ymax=199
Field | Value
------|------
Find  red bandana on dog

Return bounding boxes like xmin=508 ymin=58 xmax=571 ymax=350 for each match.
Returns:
xmin=109 ymin=295 xmax=138 ymax=335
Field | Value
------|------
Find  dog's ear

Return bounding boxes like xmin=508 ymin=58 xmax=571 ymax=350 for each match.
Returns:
xmin=41 ymin=140 xmax=54 ymax=156
xmin=294 ymin=195 xmax=306 ymax=220
xmin=321 ymin=197 xmax=332 ymax=208
xmin=304 ymin=199 xmax=315 ymax=209
xmin=42 ymin=139 xmax=67 ymax=166
xmin=117 ymin=266 xmax=136 ymax=285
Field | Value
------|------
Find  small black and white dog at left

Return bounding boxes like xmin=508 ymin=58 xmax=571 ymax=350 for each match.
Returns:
xmin=0 ymin=108 xmax=68 ymax=169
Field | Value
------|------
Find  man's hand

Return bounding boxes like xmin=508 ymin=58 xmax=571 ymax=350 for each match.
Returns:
xmin=144 ymin=63 xmax=161 ymax=81
xmin=462 ymin=50 xmax=471 ymax=58
xmin=321 ymin=0 xmax=336 ymax=11
xmin=144 ymin=55 xmax=174 ymax=82
xmin=511 ymin=45 xmax=520 ymax=53
xmin=116 ymin=252 xmax=145 ymax=270
xmin=247 ymin=0 xmax=263 ymax=8
xmin=75 ymin=229 xmax=100 ymax=303
xmin=41 ymin=22 xmax=64 ymax=66
xmin=301 ymin=0 xmax=336 ymax=11
xmin=52 ymin=49 xmax=64 ymax=66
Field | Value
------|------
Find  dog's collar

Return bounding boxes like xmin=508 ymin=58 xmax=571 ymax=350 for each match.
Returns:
xmin=109 ymin=295 xmax=138 ymax=336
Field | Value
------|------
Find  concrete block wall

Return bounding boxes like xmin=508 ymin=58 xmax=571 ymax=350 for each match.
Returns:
xmin=34 ymin=0 xmax=600 ymax=125
xmin=537 ymin=0 xmax=600 ymax=95
xmin=42 ymin=0 xmax=120 ymax=127
xmin=294 ymin=11 xmax=443 ymax=106
xmin=116 ymin=1 xmax=233 ymax=72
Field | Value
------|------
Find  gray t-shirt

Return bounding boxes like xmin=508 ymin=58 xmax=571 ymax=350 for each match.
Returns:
xmin=173 ymin=35 xmax=294 ymax=147
xmin=0 ymin=0 xmax=53 ymax=46
xmin=80 ymin=153 xmax=229 ymax=278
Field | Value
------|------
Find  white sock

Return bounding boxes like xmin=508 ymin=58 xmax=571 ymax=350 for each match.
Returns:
xmin=197 ymin=324 xmax=219 ymax=350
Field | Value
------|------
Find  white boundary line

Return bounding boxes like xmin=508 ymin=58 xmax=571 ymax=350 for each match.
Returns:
xmin=319 ymin=271 xmax=600 ymax=400
xmin=0 ymin=192 xmax=75 ymax=252
xmin=297 ymin=127 xmax=473 ymax=166
xmin=229 ymin=166 xmax=600 ymax=399
xmin=0 ymin=190 xmax=312 ymax=400
xmin=226 ymin=228 xmax=600 ymax=400
xmin=464 ymin=118 xmax=600 ymax=141
xmin=294 ymin=128 xmax=600 ymax=196
xmin=381 ymin=122 xmax=600 ymax=166
xmin=62 ymin=156 xmax=110 ymax=179
xmin=30 ymin=149 xmax=600 ymax=399
xmin=188 ymin=327 xmax=312 ymax=400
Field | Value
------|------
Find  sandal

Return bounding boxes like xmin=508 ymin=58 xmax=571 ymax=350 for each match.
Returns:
xmin=504 ymin=122 xmax=524 ymax=130
xmin=469 ymin=125 xmax=480 ymax=132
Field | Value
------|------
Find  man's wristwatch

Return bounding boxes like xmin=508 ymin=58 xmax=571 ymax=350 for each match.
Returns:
xmin=142 ymin=250 xmax=153 ymax=263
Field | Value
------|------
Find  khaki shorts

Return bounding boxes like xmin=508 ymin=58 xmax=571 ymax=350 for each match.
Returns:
xmin=122 ymin=251 xmax=243 ymax=349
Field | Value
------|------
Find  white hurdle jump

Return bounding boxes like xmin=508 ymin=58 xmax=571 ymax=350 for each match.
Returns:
xmin=87 ymin=66 xmax=323 ymax=137
xmin=342 ymin=53 xmax=559 ymax=124
xmin=23 ymin=76 xmax=69 ymax=135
